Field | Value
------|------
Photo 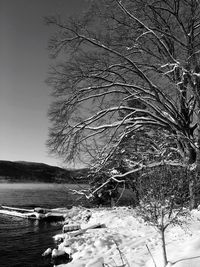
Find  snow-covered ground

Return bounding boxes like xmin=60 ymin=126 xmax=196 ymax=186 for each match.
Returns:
xmin=50 ymin=207 xmax=200 ymax=267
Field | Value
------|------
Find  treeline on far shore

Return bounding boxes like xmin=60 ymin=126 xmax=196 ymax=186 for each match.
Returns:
xmin=0 ymin=160 xmax=89 ymax=184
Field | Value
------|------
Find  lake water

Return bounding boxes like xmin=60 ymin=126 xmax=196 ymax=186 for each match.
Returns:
xmin=0 ymin=183 xmax=87 ymax=267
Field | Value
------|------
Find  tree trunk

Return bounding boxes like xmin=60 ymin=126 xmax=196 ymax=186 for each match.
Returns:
xmin=161 ymin=229 xmax=167 ymax=267
xmin=160 ymin=209 xmax=168 ymax=267
xmin=189 ymin=107 xmax=200 ymax=210
xmin=189 ymin=178 xmax=196 ymax=210
xmin=194 ymin=110 xmax=200 ymax=209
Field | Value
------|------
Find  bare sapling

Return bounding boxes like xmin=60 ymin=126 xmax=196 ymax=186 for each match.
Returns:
xmin=136 ymin=165 xmax=190 ymax=267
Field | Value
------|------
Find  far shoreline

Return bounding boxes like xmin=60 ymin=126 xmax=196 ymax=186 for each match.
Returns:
xmin=0 ymin=180 xmax=89 ymax=184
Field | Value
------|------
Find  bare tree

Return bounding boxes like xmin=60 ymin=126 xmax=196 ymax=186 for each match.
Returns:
xmin=46 ymin=0 xmax=200 ymax=207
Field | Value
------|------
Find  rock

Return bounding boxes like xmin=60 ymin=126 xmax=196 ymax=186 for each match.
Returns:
xmin=63 ymin=224 xmax=81 ymax=233
xmin=52 ymin=248 xmax=66 ymax=258
xmin=51 ymin=247 xmax=71 ymax=266
xmin=54 ymin=234 xmax=64 ymax=245
xmin=42 ymin=247 xmax=52 ymax=257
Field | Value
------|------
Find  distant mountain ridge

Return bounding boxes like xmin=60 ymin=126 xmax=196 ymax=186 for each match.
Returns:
xmin=0 ymin=160 xmax=88 ymax=183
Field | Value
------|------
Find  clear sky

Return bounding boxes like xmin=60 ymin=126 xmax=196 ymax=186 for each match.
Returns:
xmin=0 ymin=0 xmax=88 ymax=167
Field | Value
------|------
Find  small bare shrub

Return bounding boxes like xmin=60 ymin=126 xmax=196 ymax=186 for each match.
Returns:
xmin=136 ymin=165 xmax=190 ymax=266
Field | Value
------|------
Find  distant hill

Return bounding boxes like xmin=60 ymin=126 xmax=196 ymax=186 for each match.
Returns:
xmin=0 ymin=160 xmax=88 ymax=183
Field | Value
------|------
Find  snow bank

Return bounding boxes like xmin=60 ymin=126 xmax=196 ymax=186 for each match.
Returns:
xmin=52 ymin=207 xmax=200 ymax=267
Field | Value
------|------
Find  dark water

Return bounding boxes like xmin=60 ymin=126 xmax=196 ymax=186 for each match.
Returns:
xmin=0 ymin=183 xmax=86 ymax=267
